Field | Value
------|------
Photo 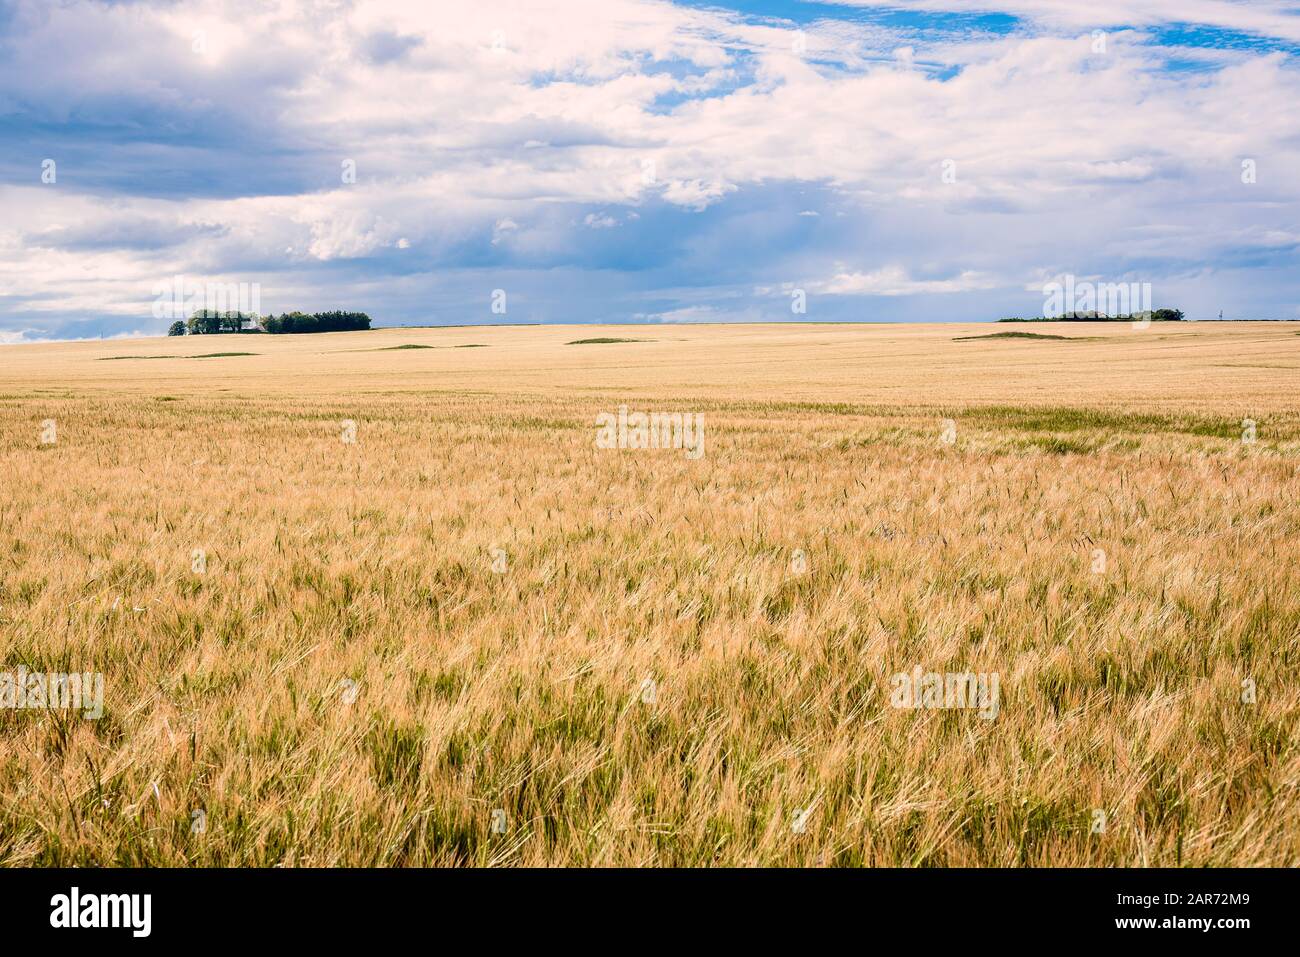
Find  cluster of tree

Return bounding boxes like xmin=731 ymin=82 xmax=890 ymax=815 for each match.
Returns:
xmin=169 ymin=311 xmax=255 ymax=336
xmin=169 ymin=310 xmax=371 ymax=335
xmin=260 ymin=311 xmax=371 ymax=334
xmin=999 ymin=309 xmax=1185 ymax=323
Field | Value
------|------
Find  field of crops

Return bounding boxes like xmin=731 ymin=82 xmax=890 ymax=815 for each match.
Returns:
xmin=1 ymin=321 xmax=1297 ymax=865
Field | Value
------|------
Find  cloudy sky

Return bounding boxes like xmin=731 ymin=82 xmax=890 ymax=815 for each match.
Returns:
xmin=2 ymin=0 xmax=1298 ymax=340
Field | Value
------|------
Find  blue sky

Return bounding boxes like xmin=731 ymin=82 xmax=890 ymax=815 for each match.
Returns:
xmin=1 ymin=0 xmax=1298 ymax=340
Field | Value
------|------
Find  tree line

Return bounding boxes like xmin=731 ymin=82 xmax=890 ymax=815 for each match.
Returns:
xmin=999 ymin=309 xmax=1185 ymax=322
xmin=169 ymin=310 xmax=371 ymax=335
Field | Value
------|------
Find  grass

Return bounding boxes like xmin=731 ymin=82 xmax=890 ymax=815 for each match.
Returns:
xmin=566 ymin=337 xmax=648 ymax=345
xmin=1010 ymin=435 xmax=1099 ymax=455
xmin=961 ymin=405 xmax=1260 ymax=439
xmin=99 ymin=352 xmax=258 ymax=360
xmin=1 ymin=321 xmax=1297 ymax=866
xmin=954 ymin=331 xmax=1081 ymax=341
xmin=367 ymin=344 xmax=487 ymax=352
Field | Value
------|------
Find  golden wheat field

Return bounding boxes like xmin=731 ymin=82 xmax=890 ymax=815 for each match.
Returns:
xmin=1 ymin=321 xmax=1298 ymax=867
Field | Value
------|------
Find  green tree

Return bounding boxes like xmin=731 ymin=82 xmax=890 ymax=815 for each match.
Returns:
xmin=167 ymin=321 xmax=187 ymax=336
xmin=259 ymin=311 xmax=371 ymax=334
xmin=221 ymin=312 xmax=249 ymax=333
xmin=187 ymin=310 xmax=223 ymax=334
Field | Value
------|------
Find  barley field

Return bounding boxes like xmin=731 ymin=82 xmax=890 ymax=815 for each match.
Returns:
xmin=1 ymin=321 xmax=1297 ymax=867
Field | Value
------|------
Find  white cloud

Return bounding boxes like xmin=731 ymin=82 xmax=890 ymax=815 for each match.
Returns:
xmin=1 ymin=0 xmax=1298 ymax=332
xmin=811 ymin=265 xmax=1001 ymax=296
xmin=491 ymin=218 xmax=519 ymax=245
xmin=829 ymin=0 xmax=1300 ymax=42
